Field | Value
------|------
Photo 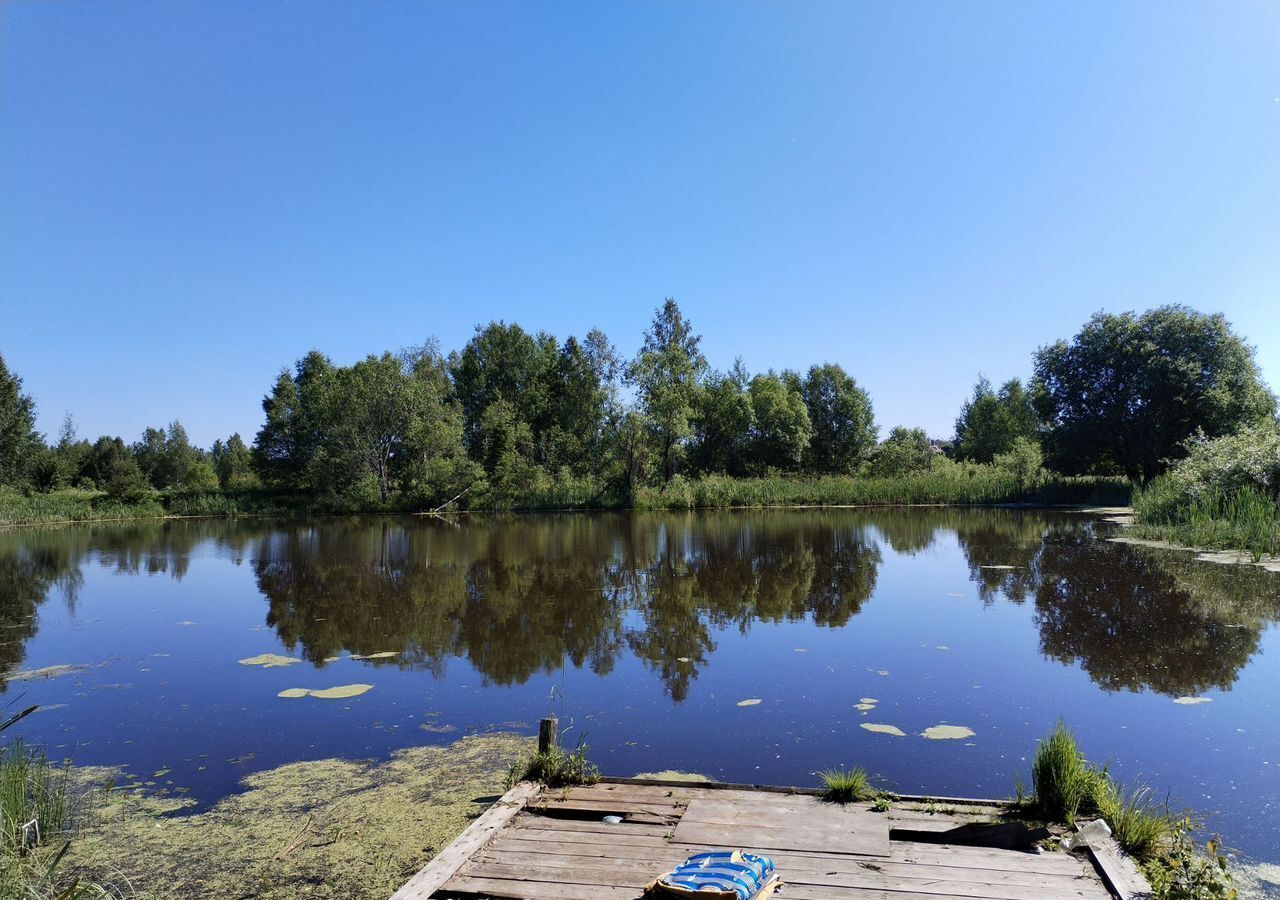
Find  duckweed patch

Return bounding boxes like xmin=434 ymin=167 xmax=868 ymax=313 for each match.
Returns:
xmin=69 ymin=733 xmax=530 ymax=900
xmin=860 ymin=724 xmax=906 ymax=737
xmin=277 ymin=684 xmax=374 ymax=700
xmin=238 ymin=654 xmax=302 ymax=668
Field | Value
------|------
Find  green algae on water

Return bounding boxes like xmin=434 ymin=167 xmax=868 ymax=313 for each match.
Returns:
xmin=860 ymin=723 xmax=906 ymax=737
xmin=68 ymin=733 xmax=530 ymax=900
xmin=921 ymin=724 xmax=976 ymax=740
xmin=239 ymin=653 xmax=302 ymax=668
xmin=278 ymin=684 xmax=374 ymax=699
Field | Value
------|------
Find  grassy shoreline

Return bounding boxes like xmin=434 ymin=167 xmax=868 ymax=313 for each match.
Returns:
xmin=1 ymin=473 xmax=1131 ymax=528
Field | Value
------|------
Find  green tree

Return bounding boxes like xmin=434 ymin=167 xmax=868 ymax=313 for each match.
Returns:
xmin=954 ymin=376 xmax=1039 ymax=463
xmin=747 ymin=371 xmax=812 ymax=472
xmin=864 ymin=426 xmax=935 ymax=477
xmin=133 ymin=421 xmax=204 ymax=489
xmin=800 ymin=363 xmax=876 ymax=473
xmin=1033 ymin=306 xmax=1276 ymax=481
xmin=319 ymin=353 xmax=424 ymax=503
xmin=253 ymin=351 xmax=334 ymax=487
xmin=0 ymin=354 xmax=41 ymax=488
xmin=399 ymin=342 xmax=476 ymax=506
xmin=548 ymin=330 xmax=619 ymax=472
xmin=693 ymin=360 xmax=754 ymax=476
xmin=85 ymin=436 xmax=149 ymax=498
xmin=449 ymin=322 xmax=559 ymax=462
xmin=211 ymin=433 xmax=257 ymax=489
xmin=627 ymin=299 xmax=708 ymax=482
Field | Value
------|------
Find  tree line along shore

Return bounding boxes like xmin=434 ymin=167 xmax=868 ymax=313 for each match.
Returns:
xmin=2 ymin=301 xmax=1278 ymax=555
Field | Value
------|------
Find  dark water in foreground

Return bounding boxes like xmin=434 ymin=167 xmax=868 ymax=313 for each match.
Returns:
xmin=2 ymin=509 xmax=1278 ymax=862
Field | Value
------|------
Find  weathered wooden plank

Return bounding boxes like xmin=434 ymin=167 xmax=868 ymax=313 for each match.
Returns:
xmin=489 ymin=830 xmax=1088 ymax=876
xmin=439 ymin=875 xmax=643 ymax=899
xmin=672 ymin=797 xmax=891 ymax=857
xmin=511 ymin=815 xmax=672 ymax=837
xmin=599 ymin=777 xmax=1015 ymax=809
xmin=388 ymin=781 xmax=539 ymax=900
xmin=466 ymin=856 xmax=1104 ymax=900
xmin=477 ymin=847 xmax=1100 ymax=891
xmin=1085 ymin=836 xmax=1154 ymax=900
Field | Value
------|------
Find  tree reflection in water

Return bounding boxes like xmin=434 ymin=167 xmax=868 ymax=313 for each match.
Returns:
xmin=1 ymin=510 xmax=1277 ymax=700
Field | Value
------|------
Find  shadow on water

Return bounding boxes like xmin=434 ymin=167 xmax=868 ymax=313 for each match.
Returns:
xmin=2 ymin=510 xmax=1279 ymax=702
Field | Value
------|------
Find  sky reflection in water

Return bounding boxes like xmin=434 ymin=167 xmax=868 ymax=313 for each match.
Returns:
xmin=1 ymin=509 xmax=1278 ymax=861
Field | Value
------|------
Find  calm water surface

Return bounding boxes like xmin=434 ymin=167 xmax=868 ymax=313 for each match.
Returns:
xmin=2 ymin=509 xmax=1278 ymax=862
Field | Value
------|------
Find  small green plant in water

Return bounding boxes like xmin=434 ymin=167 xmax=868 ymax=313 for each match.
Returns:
xmin=817 ymin=767 xmax=872 ymax=804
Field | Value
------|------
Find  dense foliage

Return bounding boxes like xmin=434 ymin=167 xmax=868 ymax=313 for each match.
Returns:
xmin=954 ymin=376 xmax=1038 ymax=463
xmin=1032 ymin=305 xmax=1275 ymax=482
xmin=1133 ymin=424 xmax=1280 ymax=559
xmin=0 ymin=303 xmax=1275 ymax=522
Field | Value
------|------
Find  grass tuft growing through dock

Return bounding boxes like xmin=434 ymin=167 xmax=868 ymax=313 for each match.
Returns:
xmin=1026 ymin=722 xmax=1235 ymax=900
xmin=507 ymin=741 xmax=600 ymax=789
xmin=817 ymin=767 xmax=873 ymax=804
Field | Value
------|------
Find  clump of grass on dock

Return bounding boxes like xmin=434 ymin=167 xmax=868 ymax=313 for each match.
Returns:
xmin=817 ymin=767 xmax=873 ymax=804
xmin=507 ymin=741 xmax=600 ymax=789
xmin=1025 ymin=722 xmax=1236 ymax=900
xmin=1031 ymin=721 xmax=1104 ymax=824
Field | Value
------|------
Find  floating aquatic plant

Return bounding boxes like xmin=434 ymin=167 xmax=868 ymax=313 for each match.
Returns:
xmin=238 ymin=653 xmax=301 ymax=668
xmin=277 ymin=684 xmax=374 ymax=699
xmin=860 ymin=724 xmax=905 ymax=737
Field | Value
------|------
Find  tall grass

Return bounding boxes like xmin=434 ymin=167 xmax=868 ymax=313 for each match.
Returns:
xmin=1031 ymin=722 xmax=1102 ymax=824
xmin=1134 ymin=483 xmax=1280 ymax=561
xmin=1030 ymin=723 xmax=1175 ymax=863
xmin=818 ymin=767 xmax=873 ymax=804
xmin=635 ymin=471 xmax=1130 ymax=510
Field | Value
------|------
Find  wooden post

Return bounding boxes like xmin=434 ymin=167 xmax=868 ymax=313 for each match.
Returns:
xmin=538 ymin=716 xmax=558 ymax=754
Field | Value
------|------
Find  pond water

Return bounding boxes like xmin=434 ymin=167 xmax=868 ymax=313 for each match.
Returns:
xmin=2 ymin=509 xmax=1278 ymax=864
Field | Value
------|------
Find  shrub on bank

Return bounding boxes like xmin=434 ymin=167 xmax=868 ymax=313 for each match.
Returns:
xmin=1133 ymin=425 xmax=1280 ymax=559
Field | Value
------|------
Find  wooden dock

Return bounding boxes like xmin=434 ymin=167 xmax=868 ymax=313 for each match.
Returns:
xmin=391 ymin=777 xmax=1145 ymax=900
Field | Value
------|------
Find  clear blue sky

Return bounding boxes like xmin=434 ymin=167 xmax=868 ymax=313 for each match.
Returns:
xmin=3 ymin=1 xmax=1278 ymax=448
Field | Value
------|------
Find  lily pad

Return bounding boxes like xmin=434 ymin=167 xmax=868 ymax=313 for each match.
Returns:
xmin=922 ymin=725 xmax=975 ymax=740
xmin=736 ymin=698 xmax=762 ymax=707
xmin=1173 ymin=696 xmax=1213 ymax=705
xmin=861 ymin=723 xmax=906 ymax=737
xmin=239 ymin=654 xmax=301 ymax=668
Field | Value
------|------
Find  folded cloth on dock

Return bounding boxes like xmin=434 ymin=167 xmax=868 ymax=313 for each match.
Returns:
xmin=645 ymin=850 xmax=780 ymax=900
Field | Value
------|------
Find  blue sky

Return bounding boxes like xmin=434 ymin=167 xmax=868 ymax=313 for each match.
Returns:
xmin=3 ymin=1 xmax=1278 ymax=448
